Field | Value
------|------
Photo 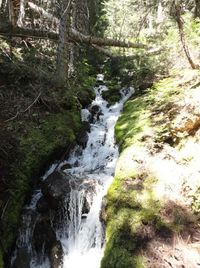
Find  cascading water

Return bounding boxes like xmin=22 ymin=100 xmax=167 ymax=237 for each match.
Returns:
xmin=12 ymin=77 xmax=134 ymax=268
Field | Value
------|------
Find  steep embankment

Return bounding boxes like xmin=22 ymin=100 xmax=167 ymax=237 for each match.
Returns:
xmin=101 ymin=69 xmax=200 ymax=267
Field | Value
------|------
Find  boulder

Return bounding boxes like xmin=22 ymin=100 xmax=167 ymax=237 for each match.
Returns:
xmin=82 ymin=197 xmax=91 ymax=215
xmin=82 ymin=121 xmax=91 ymax=133
xmin=41 ymin=171 xmax=71 ymax=209
xmin=49 ymin=240 xmax=63 ymax=268
xmin=89 ymin=105 xmax=103 ymax=122
xmin=13 ymin=247 xmax=31 ymax=268
xmin=76 ymin=131 xmax=89 ymax=148
xmin=60 ymin=163 xmax=72 ymax=171
xmin=33 ymin=219 xmax=57 ymax=254
xmin=36 ymin=196 xmax=49 ymax=213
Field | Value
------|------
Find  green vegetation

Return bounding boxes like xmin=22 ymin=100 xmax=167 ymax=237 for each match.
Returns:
xmin=1 ymin=110 xmax=83 ymax=252
xmin=115 ymin=77 xmax=182 ymax=151
xmin=101 ymin=70 xmax=200 ymax=267
xmin=0 ymin=252 xmax=3 ymax=268
xmin=0 ymin=35 xmax=96 ymax=265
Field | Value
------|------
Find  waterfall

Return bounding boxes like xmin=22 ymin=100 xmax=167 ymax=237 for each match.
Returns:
xmin=12 ymin=78 xmax=134 ymax=268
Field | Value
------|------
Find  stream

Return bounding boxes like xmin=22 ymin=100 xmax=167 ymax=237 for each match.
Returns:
xmin=12 ymin=77 xmax=134 ymax=268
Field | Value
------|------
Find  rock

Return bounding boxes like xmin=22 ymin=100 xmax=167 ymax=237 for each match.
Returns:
xmin=89 ymin=105 xmax=103 ymax=122
xmin=36 ymin=196 xmax=49 ymax=213
xmin=82 ymin=197 xmax=90 ymax=215
xmin=82 ymin=121 xmax=91 ymax=133
xmin=76 ymin=122 xmax=91 ymax=148
xmin=91 ymin=105 xmax=101 ymax=115
xmin=76 ymin=131 xmax=88 ymax=148
xmin=33 ymin=219 xmax=57 ymax=254
xmin=49 ymin=240 xmax=63 ymax=268
xmin=60 ymin=163 xmax=72 ymax=171
xmin=41 ymin=171 xmax=71 ymax=209
xmin=13 ymin=247 xmax=31 ymax=268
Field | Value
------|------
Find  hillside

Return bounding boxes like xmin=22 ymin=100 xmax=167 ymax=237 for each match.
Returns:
xmin=101 ymin=68 xmax=200 ymax=267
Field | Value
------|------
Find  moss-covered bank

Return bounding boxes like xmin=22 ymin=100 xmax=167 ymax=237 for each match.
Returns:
xmin=101 ymin=69 xmax=200 ymax=267
xmin=0 ymin=36 xmax=97 ymax=266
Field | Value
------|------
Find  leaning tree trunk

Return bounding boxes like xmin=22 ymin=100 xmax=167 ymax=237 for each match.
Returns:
xmin=174 ymin=4 xmax=199 ymax=69
xmin=56 ymin=0 xmax=71 ymax=86
xmin=194 ymin=0 xmax=200 ymax=18
xmin=17 ymin=0 xmax=26 ymax=26
xmin=68 ymin=0 xmax=76 ymax=77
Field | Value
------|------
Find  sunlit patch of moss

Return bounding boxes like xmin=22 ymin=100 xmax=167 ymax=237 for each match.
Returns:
xmin=101 ymin=75 xmax=193 ymax=267
xmin=115 ymin=76 xmax=184 ymax=152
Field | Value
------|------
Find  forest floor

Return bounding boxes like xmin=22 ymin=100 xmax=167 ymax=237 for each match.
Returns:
xmin=101 ymin=68 xmax=200 ymax=268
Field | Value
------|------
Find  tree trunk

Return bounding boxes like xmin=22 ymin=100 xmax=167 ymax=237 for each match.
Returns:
xmin=0 ymin=25 xmax=145 ymax=49
xmin=194 ymin=0 xmax=200 ymax=18
xmin=56 ymin=0 xmax=71 ymax=86
xmin=174 ymin=4 xmax=199 ymax=69
xmin=17 ymin=0 xmax=26 ymax=27
xmin=68 ymin=0 xmax=76 ymax=77
xmin=8 ymin=0 xmax=16 ymax=26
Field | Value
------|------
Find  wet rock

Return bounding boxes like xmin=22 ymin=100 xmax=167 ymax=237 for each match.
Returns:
xmin=82 ymin=121 xmax=91 ymax=133
xmin=41 ymin=171 xmax=71 ymax=209
xmin=91 ymin=105 xmax=101 ymax=114
xmin=60 ymin=163 xmax=72 ymax=171
xmin=36 ymin=196 xmax=49 ymax=213
xmin=76 ymin=131 xmax=89 ymax=148
xmin=89 ymin=105 xmax=103 ymax=122
xmin=76 ymin=122 xmax=91 ymax=148
xmin=49 ymin=240 xmax=63 ymax=268
xmin=82 ymin=197 xmax=90 ymax=215
xmin=33 ymin=219 xmax=57 ymax=254
xmin=13 ymin=247 xmax=31 ymax=268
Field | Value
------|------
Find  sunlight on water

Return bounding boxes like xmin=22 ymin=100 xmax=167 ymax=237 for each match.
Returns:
xmin=12 ymin=76 xmax=134 ymax=268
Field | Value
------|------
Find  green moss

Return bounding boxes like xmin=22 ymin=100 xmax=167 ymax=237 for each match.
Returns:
xmin=101 ymin=75 xmax=187 ymax=267
xmin=1 ymin=110 xmax=83 ymax=253
xmin=115 ymin=77 xmax=182 ymax=151
xmin=102 ymin=81 xmax=122 ymax=105
xmin=0 ymin=251 xmax=4 ymax=268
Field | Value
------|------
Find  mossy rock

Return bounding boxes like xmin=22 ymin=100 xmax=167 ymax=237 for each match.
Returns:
xmin=102 ymin=83 xmax=121 ymax=105
xmin=1 ymin=109 xmax=83 ymax=257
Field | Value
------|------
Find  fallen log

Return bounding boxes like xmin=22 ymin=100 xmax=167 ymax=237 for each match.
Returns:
xmin=0 ymin=25 xmax=146 ymax=49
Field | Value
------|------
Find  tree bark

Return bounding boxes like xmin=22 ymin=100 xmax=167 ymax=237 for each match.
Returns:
xmin=56 ymin=0 xmax=71 ymax=86
xmin=0 ymin=25 xmax=146 ymax=49
xmin=174 ymin=4 xmax=199 ymax=69
xmin=17 ymin=0 xmax=26 ymax=27
xmin=8 ymin=0 xmax=16 ymax=26
xmin=27 ymin=1 xmax=59 ymax=25
xmin=194 ymin=0 xmax=200 ymax=18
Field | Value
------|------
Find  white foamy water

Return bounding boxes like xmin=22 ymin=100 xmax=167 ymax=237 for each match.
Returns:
xmin=61 ymin=85 xmax=134 ymax=268
xmin=12 ymin=78 xmax=134 ymax=268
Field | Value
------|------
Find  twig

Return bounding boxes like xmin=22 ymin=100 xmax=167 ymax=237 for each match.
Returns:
xmin=4 ymin=111 xmax=19 ymax=122
xmin=22 ymin=91 xmax=41 ymax=113
xmin=4 ymin=91 xmax=42 ymax=122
